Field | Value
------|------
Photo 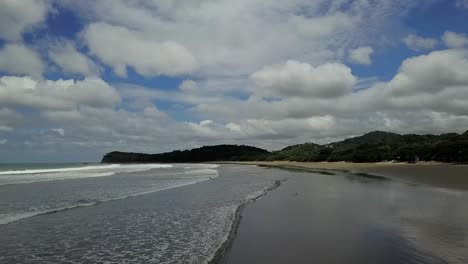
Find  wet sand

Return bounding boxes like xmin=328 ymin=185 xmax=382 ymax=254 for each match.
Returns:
xmin=222 ymin=165 xmax=468 ymax=264
xmin=229 ymin=161 xmax=468 ymax=191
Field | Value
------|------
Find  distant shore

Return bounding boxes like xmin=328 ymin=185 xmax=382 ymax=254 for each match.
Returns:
xmin=223 ymin=161 xmax=468 ymax=190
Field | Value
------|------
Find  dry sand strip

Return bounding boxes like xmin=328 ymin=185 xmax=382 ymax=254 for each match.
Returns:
xmin=224 ymin=161 xmax=468 ymax=191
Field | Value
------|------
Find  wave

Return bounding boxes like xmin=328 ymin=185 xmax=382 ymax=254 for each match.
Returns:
xmin=0 ymin=167 xmax=219 ymax=225
xmin=0 ymin=172 xmax=119 ymax=186
xmin=0 ymin=202 xmax=97 ymax=225
xmin=0 ymin=164 xmax=174 ymax=186
xmin=0 ymin=163 xmax=172 ymax=175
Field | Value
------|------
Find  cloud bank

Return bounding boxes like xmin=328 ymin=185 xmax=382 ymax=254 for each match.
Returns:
xmin=0 ymin=0 xmax=467 ymax=161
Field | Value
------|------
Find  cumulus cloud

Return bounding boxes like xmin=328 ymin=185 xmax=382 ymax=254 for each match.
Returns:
xmin=2 ymin=0 xmax=468 ymax=161
xmin=385 ymin=49 xmax=468 ymax=97
xmin=442 ymin=31 xmax=468 ymax=49
xmin=82 ymin=23 xmax=199 ymax=77
xmin=143 ymin=106 xmax=168 ymax=120
xmin=189 ymin=48 xmax=468 ymax=140
xmin=0 ymin=0 xmax=49 ymax=41
xmin=348 ymin=46 xmax=374 ymax=65
xmin=403 ymin=34 xmax=438 ymax=51
xmin=0 ymin=76 xmax=121 ymax=110
xmin=3 ymin=49 xmax=468 ymax=161
xmin=179 ymin=80 xmax=199 ymax=92
xmin=49 ymin=40 xmax=101 ymax=77
xmin=0 ymin=44 xmax=44 ymax=77
xmin=64 ymin=0 xmax=415 ymax=78
xmin=250 ymin=60 xmax=356 ymax=98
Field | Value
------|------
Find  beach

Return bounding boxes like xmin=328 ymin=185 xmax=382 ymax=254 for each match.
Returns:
xmin=1 ymin=163 xmax=468 ymax=263
xmin=222 ymin=163 xmax=468 ymax=264
xmin=229 ymin=161 xmax=468 ymax=191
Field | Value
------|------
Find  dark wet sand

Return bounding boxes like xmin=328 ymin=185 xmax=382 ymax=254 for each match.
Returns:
xmin=228 ymin=161 xmax=468 ymax=191
xmin=222 ymin=167 xmax=468 ymax=264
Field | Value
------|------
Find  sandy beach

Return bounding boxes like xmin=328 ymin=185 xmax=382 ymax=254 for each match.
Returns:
xmin=228 ymin=161 xmax=468 ymax=191
xmin=222 ymin=163 xmax=468 ymax=264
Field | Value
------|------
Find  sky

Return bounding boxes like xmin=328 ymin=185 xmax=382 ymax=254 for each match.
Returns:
xmin=1 ymin=0 xmax=468 ymax=162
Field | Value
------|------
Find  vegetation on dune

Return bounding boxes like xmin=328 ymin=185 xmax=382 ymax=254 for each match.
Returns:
xmin=102 ymin=130 xmax=468 ymax=163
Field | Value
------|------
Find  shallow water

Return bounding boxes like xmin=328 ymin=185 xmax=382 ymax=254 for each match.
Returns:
xmin=0 ymin=163 xmax=213 ymax=224
xmin=0 ymin=164 xmax=284 ymax=263
xmin=224 ymin=169 xmax=468 ymax=264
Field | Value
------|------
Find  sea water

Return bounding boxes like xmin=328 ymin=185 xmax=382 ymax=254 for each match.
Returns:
xmin=0 ymin=164 xmax=284 ymax=263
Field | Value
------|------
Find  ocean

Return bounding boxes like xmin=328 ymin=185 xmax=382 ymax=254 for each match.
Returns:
xmin=0 ymin=163 xmax=284 ymax=263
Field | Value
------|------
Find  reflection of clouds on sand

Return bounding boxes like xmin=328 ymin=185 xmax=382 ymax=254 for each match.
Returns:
xmin=381 ymin=184 xmax=468 ymax=264
xmin=326 ymin=185 xmax=339 ymax=199
xmin=320 ymin=172 xmax=468 ymax=263
xmin=226 ymin=167 xmax=468 ymax=264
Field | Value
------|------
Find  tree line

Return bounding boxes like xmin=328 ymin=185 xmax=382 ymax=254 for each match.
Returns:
xmin=102 ymin=130 xmax=468 ymax=163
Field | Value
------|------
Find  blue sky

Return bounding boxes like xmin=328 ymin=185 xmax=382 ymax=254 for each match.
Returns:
xmin=0 ymin=0 xmax=468 ymax=162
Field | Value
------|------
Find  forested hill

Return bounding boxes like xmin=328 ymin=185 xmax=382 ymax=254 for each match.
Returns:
xmin=101 ymin=130 xmax=468 ymax=163
xmin=101 ymin=145 xmax=270 ymax=163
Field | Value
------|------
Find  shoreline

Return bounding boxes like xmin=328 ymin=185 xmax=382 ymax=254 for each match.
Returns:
xmin=208 ymin=179 xmax=287 ymax=264
xmin=221 ymin=161 xmax=468 ymax=191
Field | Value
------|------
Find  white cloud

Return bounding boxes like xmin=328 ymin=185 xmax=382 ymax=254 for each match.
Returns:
xmin=0 ymin=76 xmax=121 ymax=110
xmin=49 ymin=40 xmax=101 ymax=77
xmin=0 ymin=108 xmax=21 ymax=132
xmin=0 ymin=0 xmax=49 ymax=41
xmin=106 ymin=49 xmax=468 ymax=148
xmin=179 ymin=80 xmax=199 ymax=92
xmin=3 ymin=49 xmax=468 ymax=160
xmin=250 ymin=60 xmax=356 ymax=98
xmin=82 ymin=22 xmax=199 ymax=77
xmin=42 ymin=110 xmax=82 ymax=122
xmin=291 ymin=12 xmax=356 ymax=38
xmin=456 ymin=0 xmax=468 ymax=8
xmin=3 ymin=0 xmax=468 ymax=161
xmin=0 ymin=44 xmax=44 ymax=77
xmin=188 ymin=48 xmax=468 ymax=140
xmin=386 ymin=49 xmax=468 ymax=97
xmin=143 ymin=106 xmax=168 ymax=120
xmin=0 ymin=139 xmax=7 ymax=145
xmin=403 ymin=34 xmax=438 ymax=51
xmin=348 ymin=46 xmax=374 ymax=65
xmin=65 ymin=0 xmax=416 ymax=78
xmin=442 ymin=31 xmax=468 ymax=49
xmin=186 ymin=120 xmax=222 ymax=139
xmin=51 ymin=128 xmax=65 ymax=136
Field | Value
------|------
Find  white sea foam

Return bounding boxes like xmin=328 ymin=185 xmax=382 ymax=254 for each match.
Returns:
xmin=0 ymin=165 xmax=219 ymax=225
xmin=0 ymin=202 xmax=96 ymax=225
xmin=0 ymin=164 xmax=171 ymax=175
xmin=0 ymin=164 xmax=173 ymax=185
xmin=0 ymin=176 xmax=214 ymax=225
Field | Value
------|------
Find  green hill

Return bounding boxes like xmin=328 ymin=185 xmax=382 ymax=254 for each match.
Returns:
xmin=101 ymin=130 xmax=468 ymax=163
xmin=101 ymin=145 xmax=269 ymax=163
xmin=272 ymin=130 xmax=468 ymax=163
